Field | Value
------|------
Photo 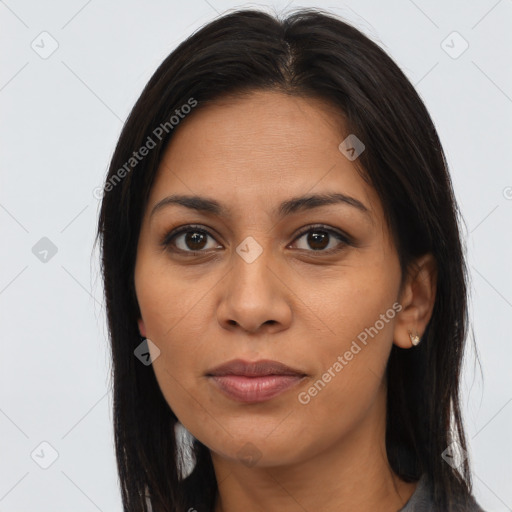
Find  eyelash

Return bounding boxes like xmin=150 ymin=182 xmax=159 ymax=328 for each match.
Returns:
xmin=160 ymin=224 xmax=352 ymax=256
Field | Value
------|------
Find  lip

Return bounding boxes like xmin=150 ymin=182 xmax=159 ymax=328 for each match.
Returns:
xmin=209 ymin=374 xmax=306 ymax=403
xmin=206 ymin=359 xmax=307 ymax=404
xmin=206 ymin=358 xmax=306 ymax=377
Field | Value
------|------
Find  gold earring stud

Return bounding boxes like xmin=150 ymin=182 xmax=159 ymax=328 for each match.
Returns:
xmin=409 ymin=330 xmax=420 ymax=346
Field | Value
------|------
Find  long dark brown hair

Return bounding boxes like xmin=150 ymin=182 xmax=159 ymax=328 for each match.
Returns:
xmin=95 ymin=7 xmax=478 ymax=511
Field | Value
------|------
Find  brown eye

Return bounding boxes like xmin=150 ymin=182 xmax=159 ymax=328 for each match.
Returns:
xmin=306 ymin=231 xmax=329 ymax=250
xmin=182 ymin=231 xmax=208 ymax=251
xmin=292 ymin=225 xmax=350 ymax=253
xmin=162 ymin=225 xmax=222 ymax=254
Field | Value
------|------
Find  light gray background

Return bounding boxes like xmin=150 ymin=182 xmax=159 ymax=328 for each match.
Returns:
xmin=1 ymin=0 xmax=511 ymax=510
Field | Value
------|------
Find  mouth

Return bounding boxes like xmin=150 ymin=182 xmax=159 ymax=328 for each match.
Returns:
xmin=206 ymin=359 xmax=307 ymax=404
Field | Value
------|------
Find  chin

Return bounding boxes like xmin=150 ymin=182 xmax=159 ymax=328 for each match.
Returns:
xmin=206 ymin=431 xmax=311 ymax=469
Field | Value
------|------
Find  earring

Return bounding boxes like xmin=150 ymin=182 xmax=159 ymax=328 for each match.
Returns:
xmin=409 ymin=330 xmax=420 ymax=346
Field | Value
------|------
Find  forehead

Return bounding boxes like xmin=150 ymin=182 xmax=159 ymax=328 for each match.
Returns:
xmin=146 ymin=90 xmax=380 ymax=220
xmin=162 ymin=90 xmax=346 ymax=168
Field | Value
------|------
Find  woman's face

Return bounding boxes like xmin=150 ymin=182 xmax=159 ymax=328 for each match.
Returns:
xmin=134 ymin=90 xmax=406 ymax=468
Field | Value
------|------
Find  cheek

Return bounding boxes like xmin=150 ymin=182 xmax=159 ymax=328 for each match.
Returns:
xmin=134 ymin=256 xmax=221 ymax=412
xmin=135 ymin=252 xmax=216 ymax=345
xmin=299 ymin=254 xmax=400 ymax=351
xmin=294 ymin=260 xmax=400 ymax=407
xmin=136 ymin=280 xmax=211 ymax=385
xmin=135 ymin=252 xmax=206 ymax=396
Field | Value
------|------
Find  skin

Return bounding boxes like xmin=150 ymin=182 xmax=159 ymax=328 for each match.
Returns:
xmin=134 ymin=90 xmax=437 ymax=512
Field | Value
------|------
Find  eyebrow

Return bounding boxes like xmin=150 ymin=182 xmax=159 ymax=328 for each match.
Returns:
xmin=150 ymin=192 xmax=370 ymax=220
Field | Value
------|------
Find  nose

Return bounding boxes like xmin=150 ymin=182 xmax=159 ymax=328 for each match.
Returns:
xmin=216 ymin=244 xmax=293 ymax=335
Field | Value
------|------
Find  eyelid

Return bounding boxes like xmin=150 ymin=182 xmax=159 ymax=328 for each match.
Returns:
xmin=292 ymin=224 xmax=352 ymax=245
xmin=160 ymin=224 xmax=221 ymax=248
xmin=161 ymin=223 xmax=353 ymax=254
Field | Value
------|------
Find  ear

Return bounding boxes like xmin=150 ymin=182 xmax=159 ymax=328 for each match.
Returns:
xmin=393 ymin=253 xmax=437 ymax=348
xmin=138 ymin=317 xmax=147 ymax=338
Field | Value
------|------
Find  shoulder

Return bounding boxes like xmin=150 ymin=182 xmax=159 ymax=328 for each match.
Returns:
xmin=398 ymin=474 xmax=486 ymax=512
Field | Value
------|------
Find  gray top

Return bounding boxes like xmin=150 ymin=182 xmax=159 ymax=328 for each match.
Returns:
xmin=399 ymin=473 xmax=485 ymax=511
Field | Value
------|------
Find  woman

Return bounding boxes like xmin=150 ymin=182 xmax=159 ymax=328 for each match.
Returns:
xmin=96 ymin=7 xmax=485 ymax=512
